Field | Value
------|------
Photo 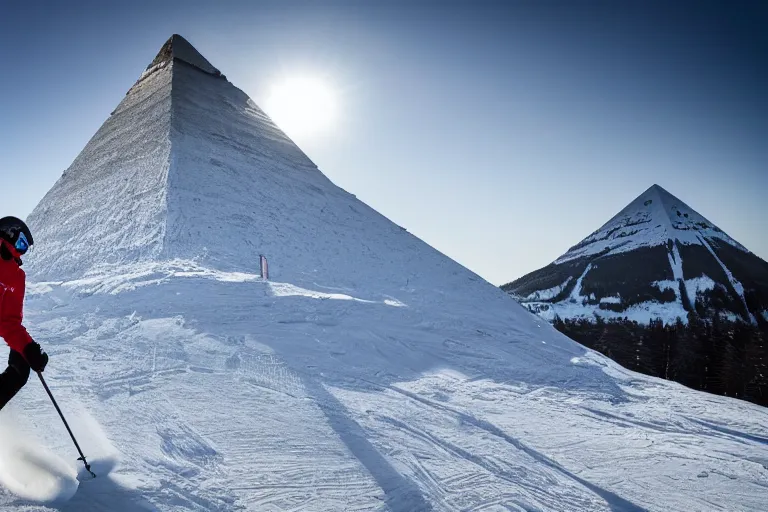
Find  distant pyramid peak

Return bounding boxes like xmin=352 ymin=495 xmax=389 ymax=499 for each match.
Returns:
xmin=146 ymin=34 xmax=221 ymax=76
xmin=503 ymin=183 xmax=767 ymax=326
xmin=627 ymin=184 xmax=696 ymax=232
xmin=554 ymin=184 xmax=746 ymax=265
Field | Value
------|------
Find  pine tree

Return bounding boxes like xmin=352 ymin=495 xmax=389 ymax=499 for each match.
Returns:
xmin=547 ymin=312 xmax=768 ymax=407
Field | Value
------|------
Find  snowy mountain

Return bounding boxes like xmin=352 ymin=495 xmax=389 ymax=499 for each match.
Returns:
xmin=3 ymin=35 xmax=767 ymax=511
xmin=503 ymin=184 xmax=768 ymax=325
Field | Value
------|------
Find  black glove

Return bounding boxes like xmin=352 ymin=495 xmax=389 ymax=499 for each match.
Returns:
xmin=23 ymin=342 xmax=49 ymax=373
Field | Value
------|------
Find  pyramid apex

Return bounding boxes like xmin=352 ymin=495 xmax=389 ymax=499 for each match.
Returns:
xmin=645 ymin=183 xmax=669 ymax=195
xmin=639 ymin=184 xmax=682 ymax=206
xmin=147 ymin=34 xmax=221 ymax=76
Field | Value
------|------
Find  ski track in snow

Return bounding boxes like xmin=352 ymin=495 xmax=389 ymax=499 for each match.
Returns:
xmin=1 ymin=269 xmax=765 ymax=511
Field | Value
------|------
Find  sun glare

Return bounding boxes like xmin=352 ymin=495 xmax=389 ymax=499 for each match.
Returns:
xmin=264 ymin=75 xmax=338 ymax=140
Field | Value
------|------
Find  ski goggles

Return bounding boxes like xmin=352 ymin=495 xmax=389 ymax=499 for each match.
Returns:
xmin=15 ymin=231 xmax=30 ymax=255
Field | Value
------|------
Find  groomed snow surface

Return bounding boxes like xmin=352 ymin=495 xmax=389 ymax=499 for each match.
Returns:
xmin=0 ymin=263 xmax=766 ymax=511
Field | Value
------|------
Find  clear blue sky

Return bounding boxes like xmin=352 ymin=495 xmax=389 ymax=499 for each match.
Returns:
xmin=1 ymin=0 xmax=766 ymax=285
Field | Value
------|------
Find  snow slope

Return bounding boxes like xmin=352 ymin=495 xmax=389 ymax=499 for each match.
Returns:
xmin=4 ymin=35 xmax=766 ymax=511
xmin=3 ymin=264 xmax=767 ymax=511
xmin=25 ymin=58 xmax=172 ymax=281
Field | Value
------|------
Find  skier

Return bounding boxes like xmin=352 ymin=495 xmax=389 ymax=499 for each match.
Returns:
xmin=0 ymin=216 xmax=48 ymax=411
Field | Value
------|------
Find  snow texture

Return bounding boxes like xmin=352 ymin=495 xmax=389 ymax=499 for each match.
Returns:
xmin=555 ymin=185 xmax=748 ymax=265
xmin=685 ymin=275 xmax=716 ymax=303
xmin=0 ymin=415 xmax=78 ymax=503
xmin=26 ymin=62 xmax=172 ymax=281
xmin=526 ymin=298 xmax=691 ymax=326
xmin=145 ymin=34 xmax=220 ymax=77
xmin=4 ymin=267 xmax=766 ymax=511
xmin=6 ymin=36 xmax=767 ymax=511
xmin=668 ymin=242 xmax=684 ymax=283
xmin=525 ymin=277 xmax=572 ymax=301
xmin=653 ymin=280 xmax=679 ymax=294
xmin=569 ymin=264 xmax=592 ymax=303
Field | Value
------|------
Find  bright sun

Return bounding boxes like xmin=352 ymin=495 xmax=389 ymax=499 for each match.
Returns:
xmin=264 ymin=75 xmax=337 ymax=140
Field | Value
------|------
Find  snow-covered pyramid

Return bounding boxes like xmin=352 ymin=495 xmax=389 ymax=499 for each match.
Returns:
xmin=503 ymin=184 xmax=768 ymax=325
xmin=6 ymin=37 xmax=767 ymax=511
xmin=28 ymin=34 xmax=346 ymax=285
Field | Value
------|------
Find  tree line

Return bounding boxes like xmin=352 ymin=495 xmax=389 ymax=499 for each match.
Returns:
xmin=552 ymin=314 xmax=768 ymax=407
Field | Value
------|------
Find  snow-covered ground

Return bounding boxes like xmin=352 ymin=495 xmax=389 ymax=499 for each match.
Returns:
xmin=1 ymin=263 xmax=766 ymax=511
xmin=525 ymin=277 xmax=572 ymax=301
xmin=523 ymin=297 xmax=691 ymax=325
xmin=3 ymin=36 xmax=766 ymax=511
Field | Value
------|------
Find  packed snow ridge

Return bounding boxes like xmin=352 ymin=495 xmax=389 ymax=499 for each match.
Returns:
xmin=4 ymin=35 xmax=766 ymax=511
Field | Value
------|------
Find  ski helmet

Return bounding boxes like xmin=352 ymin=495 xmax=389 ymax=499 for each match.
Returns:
xmin=0 ymin=216 xmax=34 ymax=254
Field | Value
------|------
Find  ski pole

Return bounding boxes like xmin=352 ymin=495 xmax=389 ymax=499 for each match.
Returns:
xmin=37 ymin=372 xmax=96 ymax=478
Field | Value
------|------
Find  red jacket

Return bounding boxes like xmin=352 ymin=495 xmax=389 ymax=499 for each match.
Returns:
xmin=0 ymin=244 xmax=33 ymax=354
